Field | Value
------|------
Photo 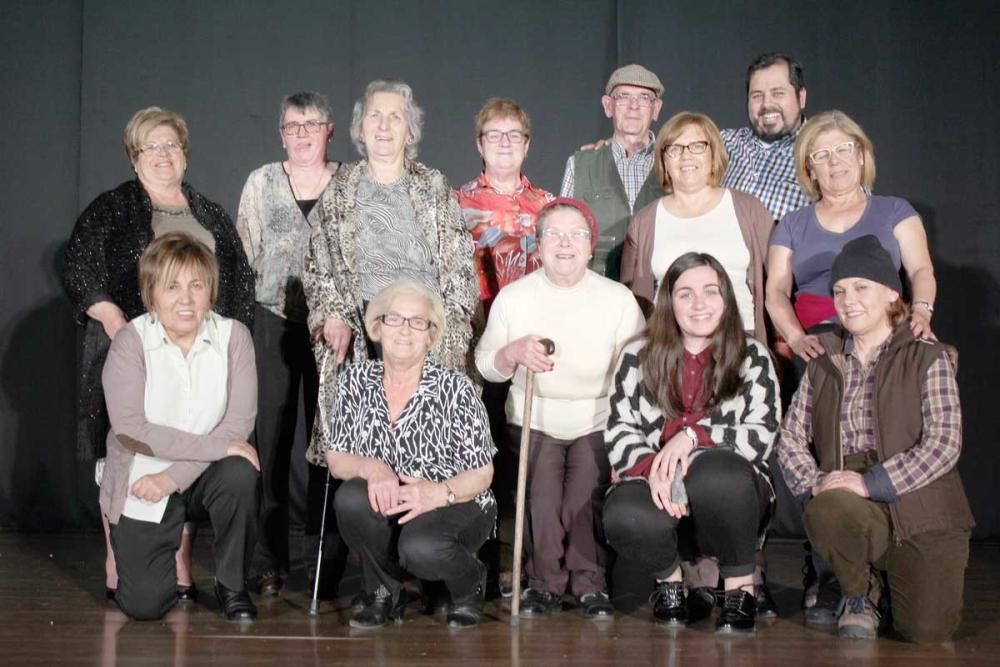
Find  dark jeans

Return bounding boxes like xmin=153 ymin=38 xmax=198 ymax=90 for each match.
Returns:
xmin=334 ymin=478 xmax=495 ymax=603
xmin=110 ymin=457 xmax=260 ymax=620
xmin=508 ymin=426 xmax=609 ymax=597
xmin=252 ymin=305 xmax=322 ymax=574
xmin=804 ymin=453 xmax=970 ymax=643
xmin=604 ymin=449 xmax=768 ymax=581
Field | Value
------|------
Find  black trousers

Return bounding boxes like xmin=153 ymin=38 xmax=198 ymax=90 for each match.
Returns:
xmin=604 ymin=449 xmax=768 ymax=581
xmin=252 ymin=305 xmax=322 ymax=574
xmin=110 ymin=457 xmax=260 ymax=620
xmin=334 ymin=477 xmax=495 ymax=603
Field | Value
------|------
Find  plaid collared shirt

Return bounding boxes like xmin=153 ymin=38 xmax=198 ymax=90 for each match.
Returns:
xmin=779 ymin=338 xmax=962 ymax=497
xmin=721 ymin=126 xmax=810 ymax=221
xmin=560 ymin=133 xmax=656 ymax=211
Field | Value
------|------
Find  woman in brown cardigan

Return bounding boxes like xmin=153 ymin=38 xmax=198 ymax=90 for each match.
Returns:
xmin=619 ymin=111 xmax=776 ymax=615
xmin=620 ymin=112 xmax=773 ymax=344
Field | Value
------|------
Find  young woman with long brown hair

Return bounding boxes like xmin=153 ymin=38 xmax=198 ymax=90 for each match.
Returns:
xmin=603 ymin=252 xmax=781 ymax=633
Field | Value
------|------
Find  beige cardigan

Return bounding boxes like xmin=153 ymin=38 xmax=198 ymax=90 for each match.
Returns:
xmin=99 ymin=319 xmax=257 ymax=524
xmin=620 ymin=188 xmax=774 ymax=344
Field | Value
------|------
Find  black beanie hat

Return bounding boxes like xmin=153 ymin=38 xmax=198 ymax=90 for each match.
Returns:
xmin=829 ymin=235 xmax=902 ymax=294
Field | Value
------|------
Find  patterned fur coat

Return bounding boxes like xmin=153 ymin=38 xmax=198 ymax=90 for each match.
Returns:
xmin=605 ymin=336 xmax=781 ymax=537
xmin=302 ymin=160 xmax=479 ymax=463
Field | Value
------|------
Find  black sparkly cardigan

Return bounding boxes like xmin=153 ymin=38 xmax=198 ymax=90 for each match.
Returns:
xmin=63 ymin=179 xmax=254 ymax=460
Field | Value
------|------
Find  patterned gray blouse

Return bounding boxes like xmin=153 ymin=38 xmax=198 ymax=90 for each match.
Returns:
xmin=354 ymin=170 xmax=437 ymax=301
xmin=237 ymin=161 xmax=336 ymax=323
xmin=327 ymin=360 xmax=497 ymax=514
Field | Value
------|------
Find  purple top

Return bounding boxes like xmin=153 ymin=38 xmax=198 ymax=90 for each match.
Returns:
xmin=770 ymin=195 xmax=917 ymax=297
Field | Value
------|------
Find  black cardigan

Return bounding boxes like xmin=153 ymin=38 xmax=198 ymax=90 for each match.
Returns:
xmin=63 ymin=179 xmax=254 ymax=460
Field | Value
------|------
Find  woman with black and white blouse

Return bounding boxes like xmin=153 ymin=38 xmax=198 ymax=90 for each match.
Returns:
xmin=325 ymin=280 xmax=496 ymax=630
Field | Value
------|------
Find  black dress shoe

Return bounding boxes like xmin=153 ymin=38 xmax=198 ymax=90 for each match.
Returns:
xmin=349 ymin=586 xmax=405 ymax=629
xmin=519 ymin=588 xmax=562 ymax=617
xmin=687 ymin=586 xmax=716 ymax=623
xmin=176 ymin=583 xmax=198 ymax=603
xmin=106 ymin=587 xmax=116 ymax=601
xmin=716 ymin=589 xmax=756 ymax=634
xmin=446 ymin=562 xmax=487 ymax=628
xmin=755 ymin=581 xmax=777 ymax=618
xmin=651 ymin=581 xmax=688 ymax=627
xmin=579 ymin=591 xmax=615 ymax=619
xmin=215 ymin=581 xmax=257 ymax=622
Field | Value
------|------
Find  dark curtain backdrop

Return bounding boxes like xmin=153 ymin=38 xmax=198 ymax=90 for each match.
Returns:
xmin=1 ymin=0 xmax=997 ymax=538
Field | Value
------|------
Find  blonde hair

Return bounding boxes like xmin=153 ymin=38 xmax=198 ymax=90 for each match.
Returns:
xmin=123 ymin=106 xmax=190 ymax=163
xmin=654 ymin=112 xmax=728 ymax=193
xmin=794 ymin=110 xmax=876 ymax=201
xmin=138 ymin=233 xmax=218 ymax=312
xmin=364 ymin=280 xmax=446 ymax=350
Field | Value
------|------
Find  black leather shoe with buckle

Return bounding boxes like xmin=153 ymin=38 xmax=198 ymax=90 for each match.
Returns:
xmin=716 ymin=589 xmax=756 ymax=634
xmin=215 ymin=581 xmax=257 ymax=622
xmin=651 ymin=581 xmax=688 ymax=627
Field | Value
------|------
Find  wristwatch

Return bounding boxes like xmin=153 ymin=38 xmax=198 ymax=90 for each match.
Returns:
xmin=913 ymin=300 xmax=935 ymax=313
xmin=444 ymin=483 xmax=456 ymax=507
xmin=682 ymin=426 xmax=698 ymax=447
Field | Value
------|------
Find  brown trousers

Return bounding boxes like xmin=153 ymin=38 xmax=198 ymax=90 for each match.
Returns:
xmin=509 ymin=426 xmax=609 ymax=597
xmin=804 ymin=456 xmax=970 ymax=643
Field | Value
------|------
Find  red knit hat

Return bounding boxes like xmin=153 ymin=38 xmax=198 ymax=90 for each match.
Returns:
xmin=537 ymin=197 xmax=600 ymax=252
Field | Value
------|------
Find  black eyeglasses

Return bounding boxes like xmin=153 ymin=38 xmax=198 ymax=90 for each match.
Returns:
xmin=379 ymin=312 xmax=435 ymax=331
xmin=280 ymin=120 xmax=329 ymax=136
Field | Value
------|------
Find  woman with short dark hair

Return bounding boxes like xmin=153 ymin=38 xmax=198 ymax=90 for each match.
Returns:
xmin=236 ymin=91 xmax=340 ymax=596
xmin=603 ymin=252 xmax=780 ymax=634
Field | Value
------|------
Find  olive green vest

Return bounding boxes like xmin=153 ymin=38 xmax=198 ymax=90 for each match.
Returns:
xmin=572 ymin=145 xmax=661 ymax=281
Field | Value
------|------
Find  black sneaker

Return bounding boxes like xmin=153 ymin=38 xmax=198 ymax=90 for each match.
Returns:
xmin=349 ymin=585 xmax=405 ymax=629
xmin=650 ymin=581 xmax=687 ymax=627
xmin=716 ymin=589 xmax=756 ymax=634
xmin=519 ymin=588 xmax=562 ymax=617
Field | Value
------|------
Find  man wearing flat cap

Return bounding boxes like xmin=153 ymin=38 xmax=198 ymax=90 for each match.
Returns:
xmin=560 ymin=64 xmax=664 ymax=280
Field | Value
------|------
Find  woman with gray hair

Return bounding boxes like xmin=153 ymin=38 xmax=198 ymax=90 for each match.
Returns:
xmin=236 ymin=91 xmax=341 ymax=596
xmin=303 ymin=80 xmax=479 ymax=464
xmin=325 ymin=280 xmax=495 ymax=629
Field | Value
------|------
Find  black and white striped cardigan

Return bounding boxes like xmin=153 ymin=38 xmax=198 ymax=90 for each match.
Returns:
xmin=605 ymin=337 xmax=782 ymax=511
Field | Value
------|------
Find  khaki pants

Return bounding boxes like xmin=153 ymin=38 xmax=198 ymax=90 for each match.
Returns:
xmin=804 ymin=481 xmax=970 ymax=643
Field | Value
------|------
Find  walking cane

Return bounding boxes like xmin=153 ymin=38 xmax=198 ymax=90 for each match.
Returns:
xmin=309 ymin=470 xmax=333 ymax=615
xmin=309 ymin=342 xmax=341 ymax=616
xmin=510 ymin=338 xmax=555 ymax=624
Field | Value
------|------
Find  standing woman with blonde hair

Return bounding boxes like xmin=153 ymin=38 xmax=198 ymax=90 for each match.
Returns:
xmin=64 ymin=106 xmax=253 ymax=602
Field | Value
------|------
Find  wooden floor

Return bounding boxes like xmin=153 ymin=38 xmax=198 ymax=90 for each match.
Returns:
xmin=0 ymin=533 xmax=997 ymax=666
